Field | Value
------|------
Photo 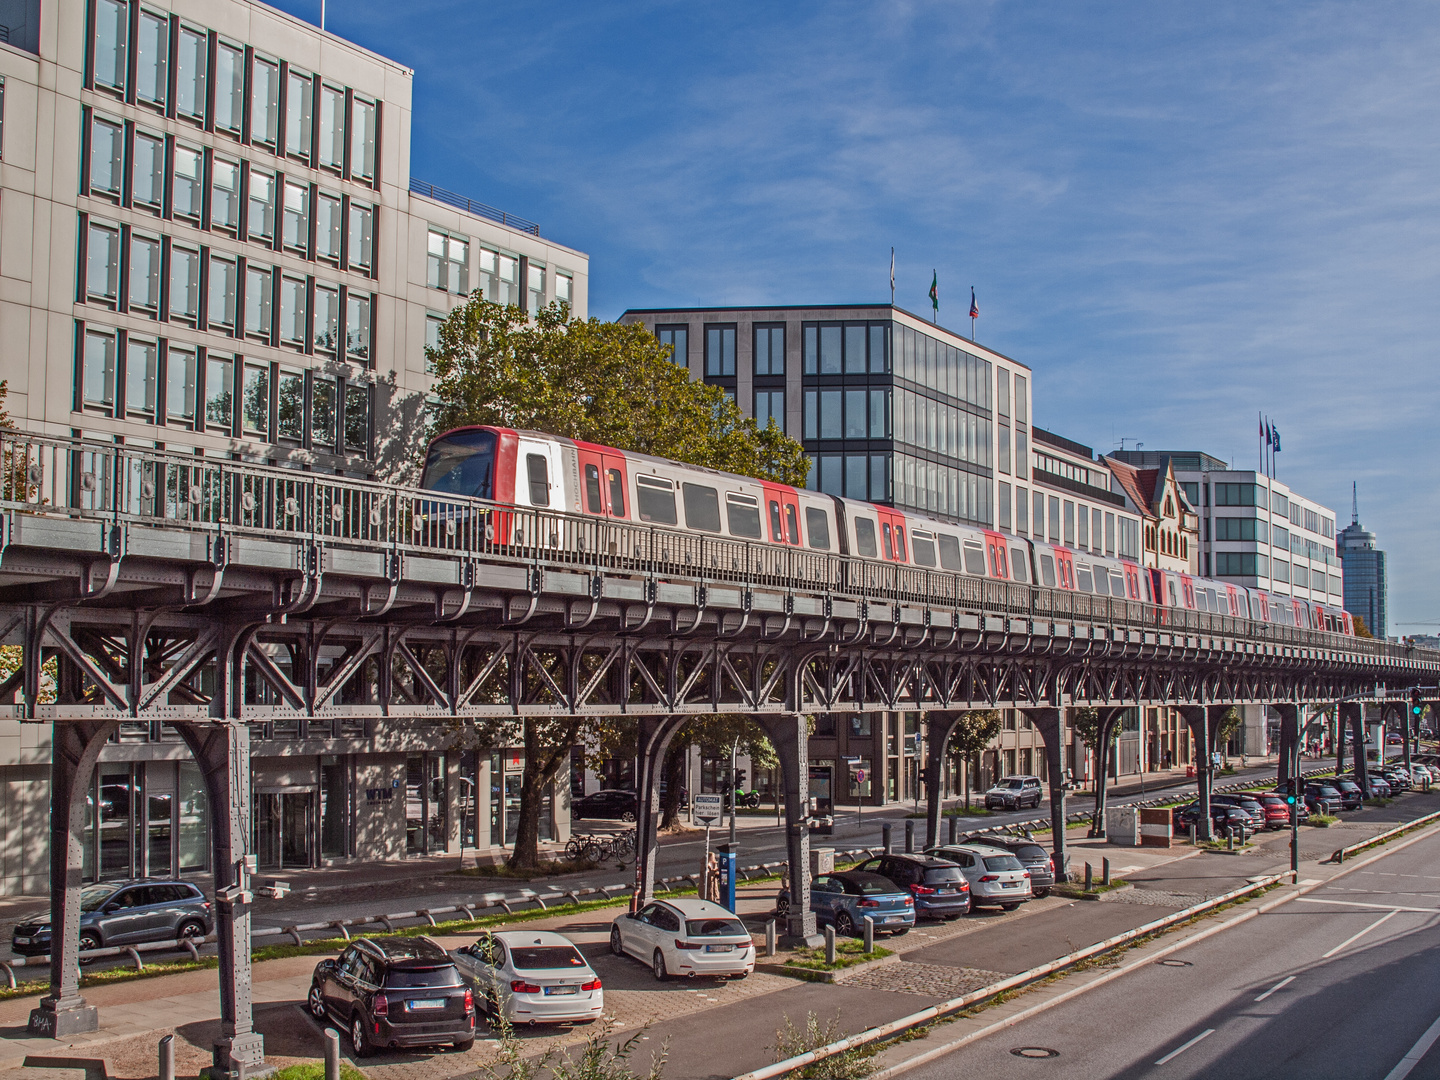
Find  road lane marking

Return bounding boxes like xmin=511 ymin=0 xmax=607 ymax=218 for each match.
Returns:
xmin=1322 ymin=910 xmax=1400 ymax=958
xmin=1155 ymin=1029 xmax=1215 ymax=1065
xmin=1383 ymin=1011 xmax=1440 ymax=1080
xmin=1254 ymin=975 xmax=1295 ymax=1002
xmin=1296 ymin=898 xmax=1440 ymax=914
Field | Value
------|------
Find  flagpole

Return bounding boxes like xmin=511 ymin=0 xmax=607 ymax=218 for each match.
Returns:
xmin=1258 ymin=412 xmax=1263 ymax=475
xmin=890 ymin=248 xmax=895 ymax=306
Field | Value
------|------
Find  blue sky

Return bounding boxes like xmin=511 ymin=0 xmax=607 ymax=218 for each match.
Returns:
xmin=278 ymin=0 xmax=1438 ymax=631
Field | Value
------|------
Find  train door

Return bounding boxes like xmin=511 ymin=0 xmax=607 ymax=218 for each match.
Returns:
xmin=876 ymin=508 xmax=909 ymax=562
xmin=983 ymin=532 xmax=1010 ymax=579
xmin=1180 ymin=575 xmax=1196 ymax=610
xmin=761 ymin=482 xmax=802 ymax=546
xmin=1123 ymin=562 xmax=1142 ymax=601
xmin=1053 ymin=546 xmax=1075 ymax=589
xmin=574 ymin=442 xmax=628 ymax=519
xmin=1342 ymin=611 xmax=1354 ymax=635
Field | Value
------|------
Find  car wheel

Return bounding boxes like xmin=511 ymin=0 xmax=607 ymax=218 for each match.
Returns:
xmin=350 ymin=1014 xmax=371 ymax=1058
xmin=610 ymin=927 xmax=624 ymax=957
xmin=177 ymin=919 xmax=206 ymax=941
xmin=835 ymin=911 xmax=855 ymax=936
xmin=1002 ymin=903 xmax=1020 ymax=911
xmin=1034 ymin=888 xmax=1050 ymax=899
xmin=944 ymin=914 xmax=961 ymax=921
xmin=78 ymin=930 xmax=102 ymax=963
xmin=308 ymin=983 xmax=327 ymax=1020
xmin=621 ymin=810 xmax=637 ymax=823
xmin=891 ymin=927 xmax=910 ymax=936
xmin=454 ymin=1036 xmax=475 ymax=1052
xmin=652 ymin=950 xmax=668 ymax=981
xmin=776 ymin=896 xmax=790 ymax=918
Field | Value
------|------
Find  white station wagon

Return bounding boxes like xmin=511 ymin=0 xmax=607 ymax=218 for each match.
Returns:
xmin=610 ymin=897 xmax=754 ymax=980
xmin=452 ymin=930 xmax=603 ymax=1025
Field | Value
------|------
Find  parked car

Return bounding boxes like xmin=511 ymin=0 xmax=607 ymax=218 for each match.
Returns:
xmin=1329 ymin=780 xmax=1365 ymax=810
xmin=11 ymin=880 xmax=211 ymax=958
xmin=453 ymin=931 xmax=602 ymax=1024
xmin=984 ymin=775 xmax=1045 ymax=811
xmin=957 ymin=836 xmax=1056 ymax=898
xmin=570 ymin=789 xmax=638 ymax=822
xmin=1387 ymin=733 xmax=1404 ymax=745
xmin=1172 ymin=803 xmax=1255 ymax=840
xmin=779 ymin=871 xmax=915 ymax=936
xmin=853 ymin=853 xmax=972 ymax=918
xmin=1210 ymin=794 xmax=1267 ymax=819
xmin=308 ymin=936 xmax=475 ymax=1056
xmin=1409 ymin=763 xmax=1434 ymax=786
xmin=1303 ymin=783 xmax=1344 ymax=814
xmin=1339 ymin=772 xmax=1391 ymax=798
xmin=1379 ymin=766 xmax=1412 ymax=792
xmin=610 ymin=898 xmax=755 ymax=980
xmin=925 ymin=844 xmax=1032 ymax=909
xmin=1255 ymin=794 xmax=1309 ymax=829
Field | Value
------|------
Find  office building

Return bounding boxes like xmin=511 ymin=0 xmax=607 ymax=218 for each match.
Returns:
xmin=1338 ymin=487 xmax=1387 ymax=639
xmin=0 ymin=0 xmax=589 ymax=893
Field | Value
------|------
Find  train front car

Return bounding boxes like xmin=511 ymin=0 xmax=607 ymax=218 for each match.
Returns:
xmin=420 ymin=426 xmax=520 ymax=546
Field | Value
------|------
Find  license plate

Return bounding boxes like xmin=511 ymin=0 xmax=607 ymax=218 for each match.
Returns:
xmin=14 ymin=936 xmax=29 ymax=945
xmin=544 ymin=986 xmax=578 ymax=996
xmin=937 ymin=889 xmax=956 ymax=895
xmin=705 ymin=944 xmax=734 ymax=953
xmin=1002 ymin=882 xmax=1018 ymax=889
xmin=884 ymin=916 xmax=902 ymax=923
xmin=408 ymin=999 xmax=445 ymax=1010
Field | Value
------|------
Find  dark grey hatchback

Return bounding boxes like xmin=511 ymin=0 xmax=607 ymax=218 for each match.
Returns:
xmin=11 ymin=880 xmax=211 ymax=957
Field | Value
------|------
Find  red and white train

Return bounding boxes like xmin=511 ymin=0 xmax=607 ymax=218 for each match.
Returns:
xmin=420 ymin=426 xmax=1355 ymax=637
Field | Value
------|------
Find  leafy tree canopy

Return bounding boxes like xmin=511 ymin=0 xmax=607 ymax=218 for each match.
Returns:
xmin=1352 ymin=614 xmax=1373 ymax=639
xmin=427 ymin=300 xmax=809 ymax=487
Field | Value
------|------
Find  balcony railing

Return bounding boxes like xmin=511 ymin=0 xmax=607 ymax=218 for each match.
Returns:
xmin=409 ymin=178 xmax=541 ymax=236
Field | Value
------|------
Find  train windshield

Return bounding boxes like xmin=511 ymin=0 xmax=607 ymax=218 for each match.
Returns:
xmin=422 ymin=429 xmax=497 ymax=499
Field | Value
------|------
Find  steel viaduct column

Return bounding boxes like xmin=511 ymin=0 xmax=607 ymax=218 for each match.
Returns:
xmin=1341 ymin=702 xmax=1371 ymax=795
xmin=1025 ymin=708 xmax=1070 ymax=882
xmin=758 ymin=713 xmax=821 ymax=946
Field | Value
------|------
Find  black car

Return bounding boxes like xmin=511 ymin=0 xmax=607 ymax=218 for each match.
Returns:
xmin=1377 ymin=767 xmax=1412 ymax=792
xmin=1329 ymin=780 xmax=1364 ymax=810
xmin=1172 ymin=803 xmax=1254 ymax=840
xmin=12 ymin=879 xmax=211 ymax=958
xmin=967 ymin=837 xmax=1055 ymax=897
xmin=853 ymin=853 xmax=971 ymax=919
xmin=571 ymin=789 xmax=639 ymax=822
xmin=309 ymin=936 xmax=475 ymax=1056
xmin=1210 ymin=794 xmax=1267 ymax=820
xmin=1304 ymin=783 xmax=1344 ymax=814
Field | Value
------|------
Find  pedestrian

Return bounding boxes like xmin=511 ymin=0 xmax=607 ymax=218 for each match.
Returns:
xmin=704 ymin=851 xmax=721 ymax=904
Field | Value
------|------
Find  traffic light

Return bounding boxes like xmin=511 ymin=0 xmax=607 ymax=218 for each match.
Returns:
xmin=734 ymin=770 xmax=747 ymax=789
xmin=1411 ymin=688 xmax=1424 ymax=719
xmin=1285 ymin=777 xmax=1297 ymax=806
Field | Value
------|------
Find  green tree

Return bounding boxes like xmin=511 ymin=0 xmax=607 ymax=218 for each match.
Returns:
xmin=1352 ymin=614 xmax=1374 ymax=639
xmin=946 ymin=711 xmax=1002 ymax=809
xmin=427 ymin=298 xmax=811 ymax=868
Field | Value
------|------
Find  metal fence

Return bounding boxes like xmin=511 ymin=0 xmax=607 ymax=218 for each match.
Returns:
xmin=408 ymin=178 xmax=542 ymax=236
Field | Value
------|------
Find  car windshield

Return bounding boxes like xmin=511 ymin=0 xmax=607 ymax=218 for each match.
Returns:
xmin=983 ymin=855 xmax=1023 ymax=872
xmin=685 ymin=918 xmax=747 ymax=937
xmin=80 ymin=884 xmax=119 ymax=912
xmin=511 ymin=946 xmax=588 ymax=970
xmin=922 ymin=867 xmax=964 ymax=884
xmin=385 ymin=966 xmax=462 ymax=989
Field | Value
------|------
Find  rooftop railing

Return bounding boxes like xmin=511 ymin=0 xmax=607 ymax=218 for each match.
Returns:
xmin=409 ymin=178 xmax=541 ymax=236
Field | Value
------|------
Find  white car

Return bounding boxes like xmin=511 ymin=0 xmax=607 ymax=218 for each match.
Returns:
xmin=610 ymin=897 xmax=755 ymax=981
xmin=927 ymin=843 xmax=1032 ymax=909
xmin=452 ymin=930 xmax=603 ymax=1025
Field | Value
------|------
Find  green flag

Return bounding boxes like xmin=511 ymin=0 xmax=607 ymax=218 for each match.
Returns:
xmin=929 ymin=271 xmax=938 ymax=314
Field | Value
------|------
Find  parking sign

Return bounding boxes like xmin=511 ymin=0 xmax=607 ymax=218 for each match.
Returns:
xmin=693 ymin=794 xmax=723 ymax=825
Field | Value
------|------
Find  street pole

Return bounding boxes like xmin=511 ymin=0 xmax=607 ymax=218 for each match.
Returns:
xmin=1290 ymin=732 xmax=1300 ymax=881
xmin=729 ymin=737 xmax=739 ymax=848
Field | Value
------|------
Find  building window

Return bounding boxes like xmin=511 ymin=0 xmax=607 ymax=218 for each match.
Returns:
xmin=173 ymin=146 xmax=203 ymax=223
xmin=82 ymin=328 xmax=117 ymax=407
xmin=167 ymin=347 xmax=196 ymax=422
xmin=174 ymin=25 xmax=207 ymax=122
xmin=315 ymin=284 xmax=340 ymax=357
xmin=248 ymin=170 xmax=277 ymax=242
xmin=1216 ymin=552 xmax=1267 ymax=577
xmin=316 ymin=192 xmax=342 ymax=263
xmin=208 ymin=254 xmax=237 ymax=329
xmin=277 ymin=369 xmax=304 ymax=440
xmin=86 ymin=220 xmax=120 ymax=304
xmin=129 ymin=130 xmax=163 ymax=210
xmin=754 ymin=325 xmax=784 ymax=376
xmin=476 ymin=249 xmax=517 ymax=305
xmin=427 ymin=228 xmax=467 ymax=293
xmin=282 ymin=182 xmax=310 ymax=254
xmin=285 ymin=70 xmax=313 ymax=160
xmin=129 ymin=233 xmax=160 ymax=314
xmin=346 ymin=291 xmax=371 ymax=362
xmin=656 ymin=325 xmax=687 ymax=367
xmin=279 ymin=276 xmax=307 ymax=348
xmin=124 ymin=338 xmax=156 ymax=418
xmin=1213 ymin=517 xmax=1259 ymax=541
xmin=350 ymin=98 xmax=377 ymax=180
xmin=318 ymin=85 xmax=345 ymax=171
xmin=134 ymin=8 xmax=168 ymax=108
xmin=803 ymin=388 xmax=845 ymax=440
xmin=999 ymin=483 xmax=1012 ymax=531
xmin=89 ymin=114 xmax=123 ymax=198
xmin=424 ymin=312 xmax=444 ymax=373
xmin=705 ymin=325 xmax=736 ymax=376
xmin=242 ymin=363 xmax=268 ymax=434
xmin=250 ymin=57 xmax=280 ymax=147
xmin=169 ymin=245 xmax=200 ymax=324
xmin=755 ymin=389 xmax=784 ymax=432
xmin=92 ymin=0 xmax=128 ymax=92
xmin=1214 ymin=483 xmax=1260 ymax=507
xmin=312 ymin=376 xmax=337 ymax=448
xmin=211 ymin=158 xmax=241 ymax=232
xmin=245 ymin=265 xmax=273 ymax=341
xmin=556 ymin=272 xmax=573 ymax=309
xmin=205 ymin=355 xmax=233 ymax=430
xmin=347 ymin=203 xmax=374 ymax=272
xmin=527 ymin=263 xmax=545 ymax=312
xmin=1016 ymin=486 xmax=1029 ymax=535
xmin=214 ymin=42 xmax=245 ymax=135
xmin=344 ymin=382 xmax=370 ymax=452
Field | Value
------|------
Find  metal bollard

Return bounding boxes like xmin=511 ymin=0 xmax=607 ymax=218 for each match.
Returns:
xmin=882 ymin=823 xmax=893 ymax=854
xmin=1189 ymin=823 xmax=1197 ymax=846
xmin=863 ymin=915 xmax=875 ymax=953
xmin=905 ymin=819 xmax=915 ymax=853
xmin=1102 ymin=858 xmax=1111 ymax=887
xmin=158 ymin=1033 xmax=175 ymax=1080
xmin=948 ymin=815 xmax=958 ymax=845
xmin=325 ymin=1027 xmax=341 ymax=1080
xmin=1227 ymin=827 xmax=1234 ymax=851
xmin=1084 ymin=863 xmax=1093 ymax=891
xmin=766 ymin=919 xmax=777 ymax=957
xmin=824 ymin=924 xmax=837 ymax=965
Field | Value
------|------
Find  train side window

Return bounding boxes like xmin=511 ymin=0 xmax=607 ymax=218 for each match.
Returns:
xmin=1111 ymin=572 xmax=1126 ymax=598
xmin=636 ymin=475 xmax=677 ymax=525
xmin=607 ymin=468 xmax=626 ymax=517
xmin=1010 ymin=549 xmax=1028 ymax=583
xmin=785 ymin=504 xmax=800 ymax=545
xmin=583 ymin=464 xmax=603 ymax=514
xmin=682 ymin=483 xmax=721 ymax=532
xmin=1039 ymin=555 xmax=1056 ymax=587
xmin=726 ymin=493 xmax=762 ymax=538
xmin=855 ymin=518 xmax=878 ymax=558
xmin=1076 ymin=566 xmax=1093 ymax=592
xmin=882 ymin=523 xmax=895 ymax=561
xmin=963 ymin=542 xmax=986 ymax=575
xmin=769 ymin=500 xmax=784 ymax=542
xmin=937 ymin=535 xmax=962 ymax=571
xmin=1168 ymin=581 xmax=1178 ymax=606
xmin=805 ymin=507 xmax=831 ymax=550
xmin=526 ymin=454 xmax=550 ymax=506
xmin=894 ymin=526 xmax=906 ymax=561
xmin=911 ymin=531 xmax=937 ymax=567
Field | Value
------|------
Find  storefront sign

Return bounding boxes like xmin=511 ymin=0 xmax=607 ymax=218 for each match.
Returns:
xmin=365 ymin=779 xmax=400 ymax=804
xmin=505 ymin=751 xmax=524 ymax=772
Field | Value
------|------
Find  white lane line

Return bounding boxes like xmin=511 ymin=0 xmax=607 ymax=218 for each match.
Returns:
xmin=1155 ymin=1029 xmax=1215 ymax=1066
xmin=1322 ymin=910 xmax=1400 ymax=958
xmin=1254 ymin=975 xmax=1295 ymax=1002
xmin=1296 ymin=897 xmax=1440 ymax=914
xmin=1383 ymin=1011 xmax=1440 ymax=1080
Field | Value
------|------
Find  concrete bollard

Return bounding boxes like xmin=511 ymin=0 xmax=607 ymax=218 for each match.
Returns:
xmin=1227 ymin=827 xmax=1234 ymax=851
xmin=766 ymin=919 xmax=777 ymax=957
xmin=1189 ymin=823 xmax=1197 ymax=846
xmin=948 ymin=815 xmax=958 ymax=845
xmin=824 ymin=924 xmax=837 ymax=965
xmin=883 ymin=823 xmax=893 ymax=854
xmin=1084 ymin=863 xmax=1093 ymax=891
xmin=325 ymin=1027 xmax=341 ymax=1080
xmin=1102 ymin=858 xmax=1111 ymax=886
xmin=158 ymin=1033 xmax=175 ymax=1080
xmin=863 ymin=915 xmax=875 ymax=954
xmin=905 ymin=819 xmax=915 ymax=853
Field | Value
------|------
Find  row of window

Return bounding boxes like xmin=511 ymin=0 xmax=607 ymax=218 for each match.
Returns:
xmin=85 ymin=110 xmax=378 ymax=275
xmin=425 ymin=227 xmax=573 ymax=311
xmin=90 ymin=0 xmax=379 ymax=184
xmin=804 ymin=452 xmax=890 ymax=503
xmin=81 ymin=216 xmax=372 ymax=362
xmin=894 ymin=324 xmax=994 ymax=412
xmin=995 ymin=368 xmax=1029 ymax=424
xmin=1207 ymin=483 xmax=1335 ymax=536
xmin=1032 ymin=451 xmax=1108 ymax=491
xmin=892 ymin=455 xmax=993 ymax=526
xmin=77 ymin=322 xmax=372 ymax=454
xmin=802 ymin=388 xmax=889 ymax=441
xmin=802 ymin=322 xmax=889 ymax=378
xmin=1007 ymin=488 xmax=1140 ymax=560
xmin=894 ymin=390 xmax=993 ymax=470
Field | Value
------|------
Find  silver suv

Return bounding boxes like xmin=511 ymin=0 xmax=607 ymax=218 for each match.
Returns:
xmin=11 ymin=879 xmax=211 ymax=957
xmin=984 ymin=775 xmax=1044 ymax=811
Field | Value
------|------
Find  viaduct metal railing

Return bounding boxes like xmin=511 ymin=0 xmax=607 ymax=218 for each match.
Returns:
xmin=0 ymin=427 xmax=1427 ymax=667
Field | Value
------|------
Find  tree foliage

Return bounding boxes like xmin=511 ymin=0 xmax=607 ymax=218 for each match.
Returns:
xmin=945 ymin=710 xmax=1003 ymax=808
xmin=1352 ymin=614 xmax=1374 ymax=639
xmin=1071 ymin=707 xmax=1121 ymax=751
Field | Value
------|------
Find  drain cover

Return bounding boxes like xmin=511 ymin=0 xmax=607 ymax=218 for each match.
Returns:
xmin=1010 ymin=1047 xmax=1061 ymax=1059
xmin=1157 ymin=959 xmax=1193 ymax=967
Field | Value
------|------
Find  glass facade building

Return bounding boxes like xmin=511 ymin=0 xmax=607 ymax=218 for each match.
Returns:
xmin=1339 ymin=518 xmax=1387 ymax=638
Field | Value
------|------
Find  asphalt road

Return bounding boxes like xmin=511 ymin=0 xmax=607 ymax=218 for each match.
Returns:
xmin=906 ymin=824 xmax=1440 ymax=1080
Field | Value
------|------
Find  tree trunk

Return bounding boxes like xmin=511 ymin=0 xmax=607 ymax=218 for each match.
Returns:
xmin=966 ymin=753 xmax=977 ymax=809
xmin=659 ymin=740 xmax=687 ymax=830
xmin=508 ymin=722 xmax=576 ymax=870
